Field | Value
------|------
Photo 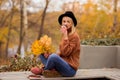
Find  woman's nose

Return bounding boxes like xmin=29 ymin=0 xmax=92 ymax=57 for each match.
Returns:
xmin=64 ymin=22 xmax=67 ymax=25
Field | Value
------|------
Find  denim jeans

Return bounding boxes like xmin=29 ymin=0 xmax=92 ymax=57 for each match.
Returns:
xmin=39 ymin=53 xmax=76 ymax=77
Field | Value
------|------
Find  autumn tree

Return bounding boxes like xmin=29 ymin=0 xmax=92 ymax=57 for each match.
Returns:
xmin=37 ymin=0 xmax=50 ymax=40
xmin=0 ymin=0 xmax=14 ymax=58
xmin=5 ymin=0 xmax=16 ymax=57
xmin=17 ymin=0 xmax=28 ymax=55
xmin=0 ymin=0 xmax=11 ymax=27
xmin=112 ymin=0 xmax=118 ymax=32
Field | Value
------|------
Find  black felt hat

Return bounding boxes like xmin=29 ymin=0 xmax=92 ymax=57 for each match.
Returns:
xmin=58 ymin=11 xmax=77 ymax=26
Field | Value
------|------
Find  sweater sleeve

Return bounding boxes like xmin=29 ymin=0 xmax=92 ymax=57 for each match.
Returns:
xmin=59 ymin=36 xmax=78 ymax=57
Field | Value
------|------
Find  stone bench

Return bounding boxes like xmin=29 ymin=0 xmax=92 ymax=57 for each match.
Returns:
xmin=0 ymin=68 xmax=120 ymax=80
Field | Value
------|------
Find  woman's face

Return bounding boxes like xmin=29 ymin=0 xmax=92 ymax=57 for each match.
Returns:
xmin=62 ymin=16 xmax=73 ymax=29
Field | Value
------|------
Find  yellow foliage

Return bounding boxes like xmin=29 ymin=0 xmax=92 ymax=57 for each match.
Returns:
xmin=0 ymin=27 xmax=8 ymax=42
xmin=31 ymin=35 xmax=55 ymax=56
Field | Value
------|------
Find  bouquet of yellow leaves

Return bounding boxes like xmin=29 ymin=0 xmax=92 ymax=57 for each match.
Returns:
xmin=31 ymin=35 xmax=55 ymax=56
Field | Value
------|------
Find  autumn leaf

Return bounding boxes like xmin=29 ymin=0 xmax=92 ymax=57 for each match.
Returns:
xmin=31 ymin=35 xmax=55 ymax=56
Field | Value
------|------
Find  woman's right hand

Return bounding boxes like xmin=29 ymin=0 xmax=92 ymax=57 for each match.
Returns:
xmin=44 ymin=52 xmax=50 ymax=59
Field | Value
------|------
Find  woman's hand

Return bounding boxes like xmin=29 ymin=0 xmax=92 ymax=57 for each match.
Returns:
xmin=60 ymin=25 xmax=68 ymax=39
xmin=60 ymin=25 xmax=67 ymax=34
xmin=44 ymin=52 xmax=50 ymax=58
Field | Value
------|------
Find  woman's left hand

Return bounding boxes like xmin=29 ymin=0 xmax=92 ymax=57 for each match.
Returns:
xmin=60 ymin=25 xmax=68 ymax=39
xmin=60 ymin=25 xmax=67 ymax=35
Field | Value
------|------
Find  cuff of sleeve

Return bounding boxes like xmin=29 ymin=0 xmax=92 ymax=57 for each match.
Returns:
xmin=63 ymin=39 xmax=69 ymax=44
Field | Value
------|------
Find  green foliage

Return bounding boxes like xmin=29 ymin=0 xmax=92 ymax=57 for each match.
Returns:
xmin=0 ymin=54 xmax=41 ymax=72
xmin=81 ymin=38 xmax=120 ymax=46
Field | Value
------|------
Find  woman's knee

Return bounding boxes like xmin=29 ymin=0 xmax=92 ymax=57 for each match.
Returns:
xmin=48 ymin=54 xmax=59 ymax=61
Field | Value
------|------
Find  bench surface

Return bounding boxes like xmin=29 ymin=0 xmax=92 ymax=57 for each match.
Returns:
xmin=0 ymin=68 xmax=120 ymax=80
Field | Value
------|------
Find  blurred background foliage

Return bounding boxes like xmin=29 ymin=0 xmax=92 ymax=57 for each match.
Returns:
xmin=0 ymin=0 xmax=120 ymax=67
xmin=0 ymin=54 xmax=41 ymax=72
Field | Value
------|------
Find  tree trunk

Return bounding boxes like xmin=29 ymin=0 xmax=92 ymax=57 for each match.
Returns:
xmin=17 ymin=0 xmax=24 ymax=54
xmin=112 ymin=0 xmax=118 ymax=32
xmin=5 ymin=13 xmax=14 ymax=57
xmin=37 ymin=0 xmax=49 ymax=40
xmin=23 ymin=0 xmax=28 ymax=53
xmin=5 ymin=0 xmax=15 ymax=57
xmin=0 ymin=42 xmax=2 ymax=58
xmin=17 ymin=0 xmax=28 ymax=55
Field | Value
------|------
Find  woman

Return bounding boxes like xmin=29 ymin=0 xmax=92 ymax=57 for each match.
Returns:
xmin=31 ymin=11 xmax=80 ymax=77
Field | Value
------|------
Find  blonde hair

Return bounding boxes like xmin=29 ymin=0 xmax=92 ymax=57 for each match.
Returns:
xmin=69 ymin=25 xmax=76 ymax=35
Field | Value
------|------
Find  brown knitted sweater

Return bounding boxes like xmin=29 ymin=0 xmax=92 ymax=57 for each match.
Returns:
xmin=59 ymin=32 xmax=80 ymax=70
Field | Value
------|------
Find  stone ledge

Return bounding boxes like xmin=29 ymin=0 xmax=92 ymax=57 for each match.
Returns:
xmin=80 ymin=45 xmax=120 ymax=69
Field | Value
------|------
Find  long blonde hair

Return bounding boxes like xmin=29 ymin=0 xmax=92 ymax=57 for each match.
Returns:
xmin=69 ymin=25 xmax=76 ymax=35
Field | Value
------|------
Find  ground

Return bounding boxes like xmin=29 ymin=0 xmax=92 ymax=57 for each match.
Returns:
xmin=0 ymin=68 xmax=120 ymax=80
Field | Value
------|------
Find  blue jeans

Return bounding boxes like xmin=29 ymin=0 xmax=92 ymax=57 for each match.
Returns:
xmin=39 ymin=54 xmax=76 ymax=77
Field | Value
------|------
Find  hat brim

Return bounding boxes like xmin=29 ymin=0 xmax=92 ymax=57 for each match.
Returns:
xmin=58 ymin=13 xmax=77 ymax=26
